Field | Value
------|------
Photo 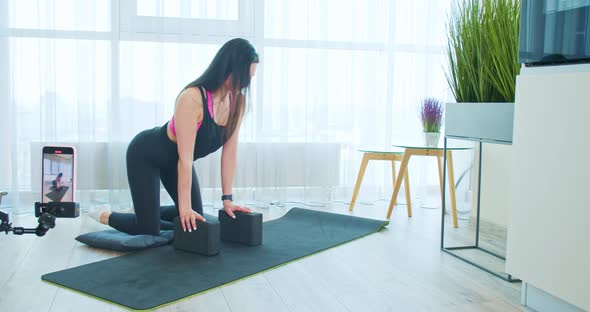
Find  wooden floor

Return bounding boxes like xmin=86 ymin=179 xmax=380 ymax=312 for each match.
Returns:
xmin=0 ymin=200 xmax=530 ymax=312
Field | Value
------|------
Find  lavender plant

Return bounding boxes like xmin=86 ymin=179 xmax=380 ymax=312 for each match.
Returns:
xmin=420 ymin=98 xmax=444 ymax=133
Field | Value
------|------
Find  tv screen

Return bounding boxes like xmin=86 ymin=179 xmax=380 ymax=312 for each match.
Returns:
xmin=519 ymin=0 xmax=590 ymax=66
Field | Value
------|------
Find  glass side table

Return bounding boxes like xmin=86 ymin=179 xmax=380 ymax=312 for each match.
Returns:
xmin=349 ymin=149 xmax=412 ymax=216
xmin=387 ymin=142 xmax=473 ymax=228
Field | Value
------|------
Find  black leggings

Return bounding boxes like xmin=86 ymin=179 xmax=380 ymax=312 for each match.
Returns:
xmin=108 ymin=124 xmax=203 ymax=236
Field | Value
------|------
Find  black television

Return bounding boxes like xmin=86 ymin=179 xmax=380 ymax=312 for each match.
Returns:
xmin=519 ymin=0 xmax=590 ymax=66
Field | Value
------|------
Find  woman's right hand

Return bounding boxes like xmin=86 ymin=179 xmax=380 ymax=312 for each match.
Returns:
xmin=179 ymin=208 xmax=206 ymax=232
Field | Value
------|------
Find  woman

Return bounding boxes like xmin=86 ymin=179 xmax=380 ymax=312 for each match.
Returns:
xmin=51 ymin=173 xmax=63 ymax=192
xmin=90 ymin=38 xmax=258 ymax=235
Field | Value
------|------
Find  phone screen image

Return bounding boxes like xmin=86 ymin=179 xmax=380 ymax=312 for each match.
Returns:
xmin=42 ymin=147 xmax=74 ymax=203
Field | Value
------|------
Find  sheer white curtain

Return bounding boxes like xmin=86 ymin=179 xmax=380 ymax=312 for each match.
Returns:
xmin=260 ymin=0 xmax=455 ymax=209
xmin=1 ymin=0 xmax=116 ymax=212
xmin=0 ymin=0 xmax=455 ymax=214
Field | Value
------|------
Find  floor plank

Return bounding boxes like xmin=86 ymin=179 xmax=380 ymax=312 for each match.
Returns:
xmin=0 ymin=214 xmax=37 ymax=288
xmin=158 ymin=288 xmax=231 ymax=312
xmin=221 ymin=274 xmax=291 ymax=312
xmin=263 ymin=262 xmax=350 ymax=312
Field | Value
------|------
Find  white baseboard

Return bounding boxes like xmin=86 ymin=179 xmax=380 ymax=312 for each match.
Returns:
xmin=522 ymin=282 xmax=586 ymax=312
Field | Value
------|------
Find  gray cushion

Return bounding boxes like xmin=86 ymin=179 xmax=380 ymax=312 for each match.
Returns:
xmin=76 ymin=230 xmax=174 ymax=252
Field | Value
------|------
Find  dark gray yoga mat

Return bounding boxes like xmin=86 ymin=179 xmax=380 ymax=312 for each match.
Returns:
xmin=45 ymin=185 xmax=70 ymax=202
xmin=42 ymin=208 xmax=388 ymax=310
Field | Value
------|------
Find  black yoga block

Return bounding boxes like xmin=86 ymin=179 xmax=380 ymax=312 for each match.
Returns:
xmin=173 ymin=217 xmax=220 ymax=256
xmin=218 ymin=210 xmax=263 ymax=246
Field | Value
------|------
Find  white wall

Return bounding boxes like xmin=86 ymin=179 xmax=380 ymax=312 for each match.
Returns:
xmin=477 ymin=144 xmax=513 ymax=227
xmin=506 ymin=64 xmax=590 ymax=311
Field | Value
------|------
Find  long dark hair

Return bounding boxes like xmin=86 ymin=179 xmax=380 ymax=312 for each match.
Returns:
xmin=184 ymin=38 xmax=259 ymax=141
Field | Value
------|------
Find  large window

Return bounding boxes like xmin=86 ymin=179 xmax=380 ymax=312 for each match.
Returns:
xmin=9 ymin=0 xmax=110 ymax=31
xmin=264 ymin=0 xmax=390 ymax=43
xmin=119 ymin=0 xmax=252 ymax=38
xmin=261 ymin=47 xmax=388 ymax=142
xmin=137 ymin=0 xmax=239 ymax=20
xmin=2 ymin=0 xmax=453 ymax=206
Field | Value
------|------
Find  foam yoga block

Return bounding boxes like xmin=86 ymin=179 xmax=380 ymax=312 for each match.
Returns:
xmin=173 ymin=217 xmax=220 ymax=256
xmin=218 ymin=210 xmax=263 ymax=246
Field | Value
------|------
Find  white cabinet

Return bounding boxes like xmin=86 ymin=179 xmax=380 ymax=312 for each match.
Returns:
xmin=507 ymin=65 xmax=590 ymax=311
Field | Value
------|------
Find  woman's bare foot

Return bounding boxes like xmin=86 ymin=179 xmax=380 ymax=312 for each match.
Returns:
xmin=99 ymin=211 xmax=111 ymax=225
xmin=88 ymin=204 xmax=112 ymax=225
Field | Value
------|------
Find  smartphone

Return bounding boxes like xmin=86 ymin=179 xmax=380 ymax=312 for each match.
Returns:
xmin=42 ymin=146 xmax=76 ymax=203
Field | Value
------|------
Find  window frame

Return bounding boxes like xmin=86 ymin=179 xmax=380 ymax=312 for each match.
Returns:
xmin=119 ymin=0 xmax=254 ymax=40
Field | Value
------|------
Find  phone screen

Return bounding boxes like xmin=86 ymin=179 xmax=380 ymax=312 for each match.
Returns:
xmin=42 ymin=146 xmax=75 ymax=203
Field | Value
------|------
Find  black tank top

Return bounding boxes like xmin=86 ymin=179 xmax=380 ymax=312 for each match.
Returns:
xmin=192 ymin=86 xmax=228 ymax=160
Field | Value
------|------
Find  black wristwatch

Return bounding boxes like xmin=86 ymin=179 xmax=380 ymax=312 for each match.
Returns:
xmin=221 ymin=194 xmax=233 ymax=202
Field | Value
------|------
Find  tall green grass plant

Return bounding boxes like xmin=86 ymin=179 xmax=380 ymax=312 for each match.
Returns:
xmin=446 ymin=0 xmax=521 ymax=103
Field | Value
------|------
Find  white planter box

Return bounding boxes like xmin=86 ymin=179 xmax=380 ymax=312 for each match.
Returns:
xmin=445 ymin=102 xmax=514 ymax=144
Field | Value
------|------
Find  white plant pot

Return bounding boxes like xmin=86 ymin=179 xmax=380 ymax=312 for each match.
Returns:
xmin=423 ymin=132 xmax=441 ymax=147
xmin=445 ymin=102 xmax=514 ymax=144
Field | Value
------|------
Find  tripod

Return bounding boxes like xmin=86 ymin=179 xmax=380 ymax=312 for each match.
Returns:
xmin=0 ymin=192 xmax=56 ymax=237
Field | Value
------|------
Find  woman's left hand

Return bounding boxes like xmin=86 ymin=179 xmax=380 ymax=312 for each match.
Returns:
xmin=223 ymin=201 xmax=252 ymax=219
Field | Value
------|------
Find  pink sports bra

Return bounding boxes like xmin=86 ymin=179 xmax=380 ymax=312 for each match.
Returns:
xmin=169 ymin=89 xmax=233 ymax=137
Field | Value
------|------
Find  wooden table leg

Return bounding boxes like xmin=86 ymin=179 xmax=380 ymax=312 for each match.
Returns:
xmin=447 ymin=151 xmax=458 ymax=228
xmin=387 ymin=150 xmax=411 ymax=219
xmin=350 ymin=153 xmax=370 ymax=212
xmin=437 ymin=155 xmax=444 ymax=212
xmin=404 ymin=168 xmax=412 ymax=217
xmin=391 ymin=160 xmax=397 ymax=206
